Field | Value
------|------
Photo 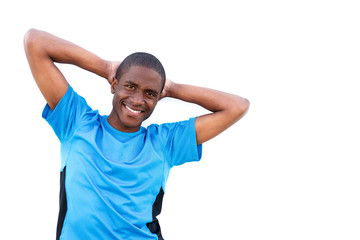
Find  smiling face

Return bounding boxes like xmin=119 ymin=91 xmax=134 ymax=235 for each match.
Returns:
xmin=107 ymin=65 xmax=163 ymax=132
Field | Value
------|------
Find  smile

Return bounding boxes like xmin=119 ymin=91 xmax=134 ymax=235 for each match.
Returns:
xmin=125 ymin=104 xmax=142 ymax=114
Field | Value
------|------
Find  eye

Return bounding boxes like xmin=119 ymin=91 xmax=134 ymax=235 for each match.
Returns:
xmin=145 ymin=91 xmax=158 ymax=98
xmin=125 ymin=85 xmax=135 ymax=90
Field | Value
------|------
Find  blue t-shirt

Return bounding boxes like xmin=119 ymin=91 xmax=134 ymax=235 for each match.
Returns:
xmin=42 ymin=86 xmax=202 ymax=240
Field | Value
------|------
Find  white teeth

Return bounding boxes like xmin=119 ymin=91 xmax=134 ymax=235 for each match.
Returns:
xmin=125 ymin=105 xmax=141 ymax=114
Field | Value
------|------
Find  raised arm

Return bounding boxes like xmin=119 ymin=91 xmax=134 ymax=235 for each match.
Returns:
xmin=162 ymin=80 xmax=249 ymax=145
xmin=24 ymin=29 xmax=116 ymax=110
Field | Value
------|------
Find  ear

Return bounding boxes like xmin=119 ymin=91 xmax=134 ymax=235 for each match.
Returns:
xmin=111 ymin=77 xmax=118 ymax=94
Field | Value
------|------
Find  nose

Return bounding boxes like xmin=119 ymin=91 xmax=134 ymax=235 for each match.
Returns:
xmin=130 ymin=90 xmax=145 ymax=106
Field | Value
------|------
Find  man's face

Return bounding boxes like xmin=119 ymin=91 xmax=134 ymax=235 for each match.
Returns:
xmin=108 ymin=65 xmax=163 ymax=132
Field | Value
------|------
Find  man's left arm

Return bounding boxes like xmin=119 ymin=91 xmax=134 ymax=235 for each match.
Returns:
xmin=161 ymin=80 xmax=250 ymax=145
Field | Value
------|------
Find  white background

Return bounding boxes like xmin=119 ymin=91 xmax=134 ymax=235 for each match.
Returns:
xmin=1 ymin=0 xmax=359 ymax=239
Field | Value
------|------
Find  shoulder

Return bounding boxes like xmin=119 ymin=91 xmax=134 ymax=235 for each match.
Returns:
xmin=42 ymin=85 xmax=100 ymax=141
xmin=145 ymin=118 xmax=201 ymax=166
xmin=43 ymin=85 xmax=94 ymax=119
xmin=145 ymin=118 xmax=196 ymax=140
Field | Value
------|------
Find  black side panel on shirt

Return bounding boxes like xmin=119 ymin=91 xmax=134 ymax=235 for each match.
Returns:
xmin=56 ymin=167 xmax=67 ymax=240
xmin=146 ymin=187 xmax=165 ymax=240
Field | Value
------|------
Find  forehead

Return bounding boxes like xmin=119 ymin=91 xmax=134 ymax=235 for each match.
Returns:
xmin=119 ymin=65 xmax=162 ymax=91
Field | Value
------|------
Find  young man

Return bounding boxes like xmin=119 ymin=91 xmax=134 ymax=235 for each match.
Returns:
xmin=24 ymin=29 xmax=249 ymax=240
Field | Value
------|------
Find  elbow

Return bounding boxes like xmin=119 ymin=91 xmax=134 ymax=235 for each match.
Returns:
xmin=24 ymin=28 xmax=41 ymax=53
xmin=24 ymin=29 xmax=36 ymax=48
xmin=233 ymin=96 xmax=250 ymax=120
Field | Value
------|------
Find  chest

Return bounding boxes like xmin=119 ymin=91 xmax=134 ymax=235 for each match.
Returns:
xmin=64 ymin=123 xmax=165 ymax=205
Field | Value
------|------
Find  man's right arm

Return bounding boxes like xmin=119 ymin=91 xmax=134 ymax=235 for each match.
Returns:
xmin=24 ymin=29 xmax=115 ymax=110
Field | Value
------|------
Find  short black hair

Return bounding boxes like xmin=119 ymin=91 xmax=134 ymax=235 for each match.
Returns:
xmin=116 ymin=52 xmax=166 ymax=92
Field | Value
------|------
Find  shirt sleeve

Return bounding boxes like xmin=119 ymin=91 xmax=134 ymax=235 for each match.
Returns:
xmin=42 ymin=85 xmax=93 ymax=142
xmin=157 ymin=117 xmax=202 ymax=167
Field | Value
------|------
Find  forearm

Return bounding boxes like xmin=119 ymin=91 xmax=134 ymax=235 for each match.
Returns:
xmin=167 ymin=82 xmax=248 ymax=114
xmin=24 ymin=29 xmax=111 ymax=79
xmin=165 ymin=81 xmax=249 ymax=144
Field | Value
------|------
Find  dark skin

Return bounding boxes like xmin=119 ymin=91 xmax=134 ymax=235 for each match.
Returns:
xmin=24 ymin=29 xmax=250 ymax=145
xmin=108 ymin=66 xmax=163 ymax=132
